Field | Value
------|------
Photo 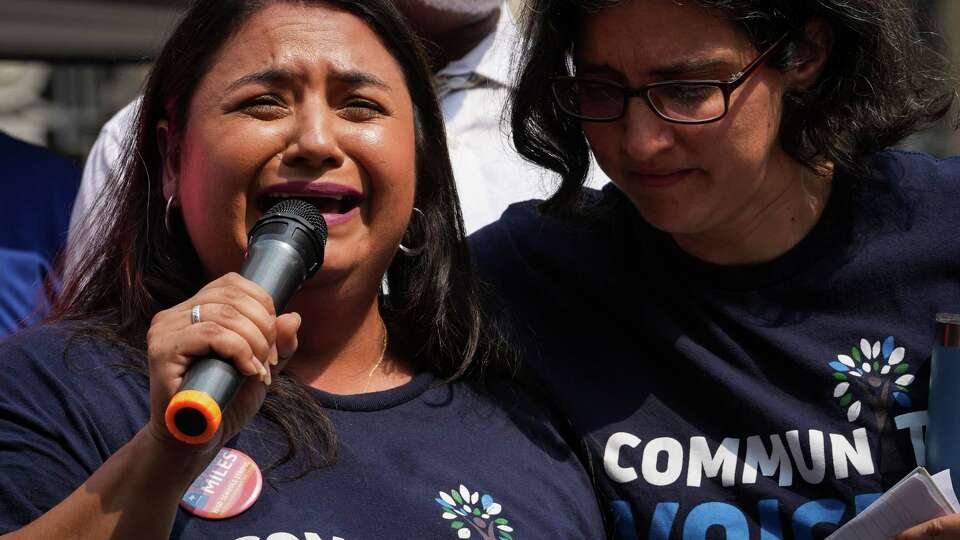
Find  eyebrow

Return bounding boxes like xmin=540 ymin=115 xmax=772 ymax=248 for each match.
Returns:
xmin=225 ymin=68 xmax=293 ymax=93
xmin=651 ymin=58 xmax=732 ymax=79
xmin=224 ymin=67 xmax=391 ymax=93
xmin=330 ymin=70 xmax=391 ymax=90
xmin=575 ymin=57 xmax=736 ymax=81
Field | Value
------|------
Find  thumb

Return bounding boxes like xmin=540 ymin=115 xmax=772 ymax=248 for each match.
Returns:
xmin=274 ymin=312 xmax=301 ymax=372
xmin=894 ymin=514 xmax=960 ymax=539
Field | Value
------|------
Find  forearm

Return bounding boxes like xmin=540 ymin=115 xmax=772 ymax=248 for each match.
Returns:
xmin=3 ymin=427 xmax=216 ymax=540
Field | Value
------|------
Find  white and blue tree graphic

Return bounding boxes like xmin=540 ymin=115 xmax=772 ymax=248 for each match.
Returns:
xmin=435 ymin=484 xmax=514 ymax=540
xmin=829 ymin=336 xmax=915 ymax=473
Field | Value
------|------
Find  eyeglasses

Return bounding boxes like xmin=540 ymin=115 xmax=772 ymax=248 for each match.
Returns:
xmin=551 ymin=32 xmax=792 ymax=124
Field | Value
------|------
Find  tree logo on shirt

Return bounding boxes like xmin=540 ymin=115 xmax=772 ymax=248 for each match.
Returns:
xmin=828 ymin=336 xmax=915 ymax=429
xmin=435 ymin=484 xmax=515 ymax=540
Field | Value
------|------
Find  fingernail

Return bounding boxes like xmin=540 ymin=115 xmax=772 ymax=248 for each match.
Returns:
xmin=270 ymin=343 xmax=279 ymax=366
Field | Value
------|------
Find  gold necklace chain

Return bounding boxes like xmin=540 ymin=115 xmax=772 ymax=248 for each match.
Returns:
xmin=361 ymin=318 xmax=388 ymax=393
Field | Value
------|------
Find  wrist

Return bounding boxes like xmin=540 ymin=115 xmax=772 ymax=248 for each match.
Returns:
xmin=129 ymin=425 xmax=221 ymax=496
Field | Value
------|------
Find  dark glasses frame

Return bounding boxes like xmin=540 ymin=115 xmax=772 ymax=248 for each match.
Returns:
xmin=551 ymin=31 xmax=793 ymax=124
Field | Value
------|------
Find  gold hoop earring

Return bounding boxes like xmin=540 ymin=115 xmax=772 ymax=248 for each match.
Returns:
xmin=164 ymin=194 xmax=178 ymax=236
xmin=398 ymin=207 xmax=427 ymax=257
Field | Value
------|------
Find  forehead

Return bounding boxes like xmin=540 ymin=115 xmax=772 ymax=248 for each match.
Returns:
xmin=203 ymin=3 xmax=405 ymax=89
xmin=576 ymin=0 xmax=750 ymax=71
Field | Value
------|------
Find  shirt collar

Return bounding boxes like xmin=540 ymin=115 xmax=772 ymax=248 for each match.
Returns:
xmin=435 ymin=4 xmax=517 ymax=88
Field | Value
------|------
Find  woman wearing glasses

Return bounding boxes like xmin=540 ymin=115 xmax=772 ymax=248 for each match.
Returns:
xmin=471 ymin=0 xmax=960 ymax=538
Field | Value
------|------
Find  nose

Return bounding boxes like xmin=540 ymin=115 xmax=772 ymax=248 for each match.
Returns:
xmin=619 ymin=96 xmax=676 ymax=163
xmin=281 ymin=98 xmax=345 ymax=173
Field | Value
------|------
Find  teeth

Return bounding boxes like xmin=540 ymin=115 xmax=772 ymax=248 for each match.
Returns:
xmin=269 ymin=193 xmax=344 ymax=200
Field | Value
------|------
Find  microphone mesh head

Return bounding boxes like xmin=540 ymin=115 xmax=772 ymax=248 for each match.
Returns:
xmin=264 ymin=198 xmax=328 ymax=240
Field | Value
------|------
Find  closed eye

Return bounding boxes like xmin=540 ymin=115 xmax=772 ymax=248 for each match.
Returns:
xmin=339 ymin=98 xmax=386 ymax=122
xmin=239 ymin=95 xmax=288 ymax=119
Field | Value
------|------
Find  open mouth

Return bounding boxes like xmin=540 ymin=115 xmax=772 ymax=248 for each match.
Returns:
xmin=258 ymin=191 xmax=362 ymax=216
xmin=255 ymin=180 xmax=366 ymax=228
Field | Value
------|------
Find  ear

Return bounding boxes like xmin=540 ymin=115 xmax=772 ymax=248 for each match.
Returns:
xmin=784 ymin=18 xmax=834 ymax=90
xmin=157 ymin=119 xmax=180 ymax=200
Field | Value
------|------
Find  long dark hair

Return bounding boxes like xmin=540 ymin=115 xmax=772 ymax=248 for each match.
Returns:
xmin=511 ymin=0 xmax=958 ymax=214
xmin=55 ymin=0 xmax=510 ymax=473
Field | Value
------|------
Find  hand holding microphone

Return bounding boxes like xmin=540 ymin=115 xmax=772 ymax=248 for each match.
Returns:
xmin=147 ymin=199 xmax=327 ymax=446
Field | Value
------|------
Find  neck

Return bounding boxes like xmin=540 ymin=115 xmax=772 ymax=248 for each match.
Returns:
xmin=411 ymin=8 xmax=500 ymax=72
xmin=672 ymin=160 xmax=834 ymax=266
xmin=283 ymin=291 xmax=413 ymax=395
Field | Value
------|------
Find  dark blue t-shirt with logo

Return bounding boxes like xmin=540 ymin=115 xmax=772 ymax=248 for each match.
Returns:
xmin=470 ymin=151 xmax=960 ymax=539
xmin=0 ymin=324 xmax=605 ymax=539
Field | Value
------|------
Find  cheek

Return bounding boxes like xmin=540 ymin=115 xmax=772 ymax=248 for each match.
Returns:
xmin=176 ymin=125 xmax=271 ymax=273
xmin=180 ymin=143 xmax=246 ymax=225
xmin=715 ymin=85 xmax=784 ymax=164
xmin=581 ymin=123 xmax=621 ymax=172
xmin=182 ymin=119 xmax=289 ymax=205
xmin=354 ymin=122 xmax=416 ymax=214
xmin=582 ymin=123 xmax=613 ymax=151
xmin=682 ymin=95 xmax=783 ymax=183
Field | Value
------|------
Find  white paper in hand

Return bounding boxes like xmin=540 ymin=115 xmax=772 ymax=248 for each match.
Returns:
xmin=826 ymin=467 xmax=957 ymax=540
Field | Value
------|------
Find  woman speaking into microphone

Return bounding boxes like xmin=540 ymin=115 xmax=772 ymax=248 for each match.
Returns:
xmin=0 ymin=1 xmax=606 ymax=538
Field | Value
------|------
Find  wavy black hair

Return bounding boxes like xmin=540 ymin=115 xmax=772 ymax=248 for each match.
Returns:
xmin=55 ymin=0 xmax=510 ymax=474
xmin=511 ymin=0 xmax=957 ymax=213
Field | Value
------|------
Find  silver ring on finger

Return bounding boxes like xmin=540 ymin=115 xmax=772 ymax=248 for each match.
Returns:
xmin=191 ymin=304 xmax=201 ymax=325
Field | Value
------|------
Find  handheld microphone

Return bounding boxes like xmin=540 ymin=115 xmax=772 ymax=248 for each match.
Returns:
xmin=165 ymin=198 xmax=327 ymax=444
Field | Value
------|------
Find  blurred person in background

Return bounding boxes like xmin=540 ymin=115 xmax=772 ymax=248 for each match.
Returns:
xmin=0 ymin=62 xmax=51 ymax=146
xmin=0 ymin=129 xmax=79 ymax=337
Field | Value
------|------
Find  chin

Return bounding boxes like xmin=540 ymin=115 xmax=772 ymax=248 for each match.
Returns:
xmin=304 ymin=258 xmax=353 ymax=288
xmin=632 ymin=207 xmax=697 ymax=237
xmin=620 ymin=189 xmax=700 ymax=233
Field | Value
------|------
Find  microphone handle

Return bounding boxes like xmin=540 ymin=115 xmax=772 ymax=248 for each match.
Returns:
xmin=164 ymin=239 xmax=307 ymax=444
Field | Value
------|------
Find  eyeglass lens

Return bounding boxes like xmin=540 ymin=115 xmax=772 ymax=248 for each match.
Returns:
xmin=648 ymin=85 xmax=725 ymax=122
xmin=555 ymin=79 xmax=726 ymax=122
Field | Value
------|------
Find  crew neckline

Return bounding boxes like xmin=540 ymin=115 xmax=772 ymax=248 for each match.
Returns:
xmin=307 ymin=371 xmax=437 ymax=412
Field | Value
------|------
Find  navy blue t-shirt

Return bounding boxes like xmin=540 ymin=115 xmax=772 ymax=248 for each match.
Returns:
xmin=0 ymin=247 xmax=51 ymax=333
xmin=470 ymin=151 xmax=960 ymax=539
xmin=0 ymin=324 xmax=606 ymax=539
xmin=0 ymin=131 xmax=80 ymax=336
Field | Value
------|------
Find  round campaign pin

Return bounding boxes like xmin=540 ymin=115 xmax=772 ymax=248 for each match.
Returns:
xmin=180 ymin=447 xmax=263 ymax=519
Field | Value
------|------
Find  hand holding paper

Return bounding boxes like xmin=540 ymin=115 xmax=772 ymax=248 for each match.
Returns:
xmin=826 ymin=468 xmax=959 ymax=540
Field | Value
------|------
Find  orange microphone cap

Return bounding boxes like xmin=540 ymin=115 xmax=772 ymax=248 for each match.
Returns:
xmin=165 ymin=390 xmax=222 ymax=445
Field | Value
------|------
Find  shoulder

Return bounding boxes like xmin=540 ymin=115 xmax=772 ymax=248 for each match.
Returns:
xmin=855 ymin=150 xmax=960 ymax=228
xmin=469 ymin=187 xmax=624 ymax=290
xmin=470 ymin=188 xmax=613 ymax=260
xmin=0 ymin=131 xmax=79 ymax=182
xmin=1 ymin=322 xmax=145 ymax=379
xmin=0 ymin=324 xmax=149 ymax=437
xmin=3 ymin=323 xmax=113 ymax=369
xmin=0 ymin=325 xmax=148 ymax=532
xmin=867 ymin=150 xmax=960 ymax=191
xmin=0 ymin=131 xmax=67 ymax=165
xmin=100 ymin=97 xmax=141 ymax=141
